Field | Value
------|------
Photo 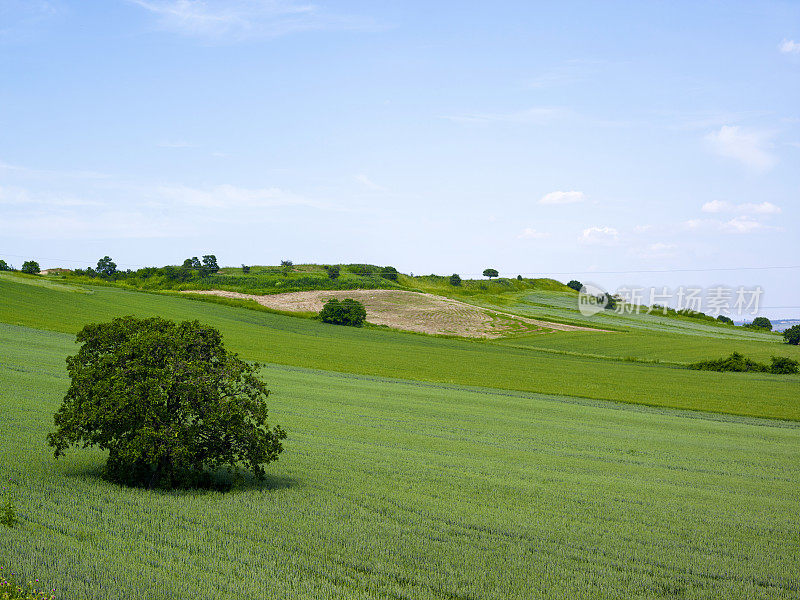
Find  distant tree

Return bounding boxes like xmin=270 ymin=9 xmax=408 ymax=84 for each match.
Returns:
xmin=449 ymin=273 xmax=462 ymax=286
xmin=202 ymin=255 xmax=219 ymax=274
xmin=770 ymin=356 xmax=799 ymax=374
xmin=319 ymin=298 xmax=367 ymax=326
xmin=517 ymin=275 xmax=523 ymax=281
xmin=483 ymin=268 xmax=499 ymax=279
xmin=96 ymin=256 xmax=117 ymax=278
xmin=716 ymin=315 xmax=734 ymax=325
xmin=241 ymin=264 xmax=251 ymax=274
xmin=21 ymin=260 xmax=40 ymax=275
xmin=381 ymin=266 xmax=399 ymax=281
xmin=280 ymin=259 xmax=293 ymax=267
xmin=746 ymin=317 xmax=772 ymax=331
xmin=324 ymin=265 xmax=340 ymax=280
xmin=47 ymin=317 xmax=286 ymax=489
xmin=567 ymin=280 xmax=583 ymax=292
xmin=183 ymin=257 xmax=201 ymax=269
xmin=0 ymin=260 xmax=12 ymax=271
xmin=783 ymin=324 xmax=800 ymax=346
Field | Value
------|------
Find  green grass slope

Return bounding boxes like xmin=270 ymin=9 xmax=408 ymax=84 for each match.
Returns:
xmin=1 ymin=322 xmax=799 ymax=599
xmin=1 ymin=273 xmax=798 ymax=420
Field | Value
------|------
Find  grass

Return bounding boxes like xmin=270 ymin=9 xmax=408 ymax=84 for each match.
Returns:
xmin=2 ymin=322 xmax=799 ymax=599
xmin=1 ymin=273 xmax=799 ymax=420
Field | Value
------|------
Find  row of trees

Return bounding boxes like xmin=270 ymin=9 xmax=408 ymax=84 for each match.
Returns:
xmin=0 ymin=259 xmax=40 ymax=274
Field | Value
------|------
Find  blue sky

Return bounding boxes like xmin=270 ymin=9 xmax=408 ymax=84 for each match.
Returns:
xmin=1 ymin=1 xmax=798 ymax=317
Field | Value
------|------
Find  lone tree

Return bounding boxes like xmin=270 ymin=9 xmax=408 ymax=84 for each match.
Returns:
xmin=96 ymin=256 xmax=117 ymax=278
xmin=784 ymin=324 xmax=800 ymax=345
xmin=449 ymin=273 xmax=462 ymax=286
xmin=202 ymin=254 xmax=219 ymax=274
xmin=748 ymin=317 xmax=772 ymax=331
xmin=567 ymin=280 xmax=583 ymax=292
xmin=48 ymin=316 xmax=286 ymax=489
xmin=483 ymin=268 xmax=499 ymax=279
xmin=319 ymin=298 xmax=367 ymax=326
xmin=21 ymin=260 xmax=40 ymax=275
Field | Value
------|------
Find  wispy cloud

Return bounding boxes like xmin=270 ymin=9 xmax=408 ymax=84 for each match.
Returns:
xmin=579 ymin=226 xmax=618 ymax=245
xmin=780 ymin=39 xmax=800 ymax=54
xmin=701 ymin=200 xmax=781 ymax=215
xmin=517 ymin=227 xmax=550 ymax=240
xmin=704 ymin=125 xmax=776 ymax=172
xmin=539 ymin=190 xmax=584 ymax=205
xmin=129 ymin=0 xmax=375 ymax=41
xmin=354 ymin=173 xmax=385 ymax=191
xmin=442 ymin=106 xmax=566 ymax=125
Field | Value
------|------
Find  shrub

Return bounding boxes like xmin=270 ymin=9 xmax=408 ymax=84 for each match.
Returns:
xmin=319 ymin=298 xmax=367 ymax=327
xmin=770 ymin=356 xmax=799 ymax=375
xmin=280 ymin=260 xmax=293 ymax=267
xmin=783 ymin=324 xmax=800 ymax=345
xmin=324 ymin=265 xmax=340 ymax=280
xmin=716 ymin=315 xmax=733 ymax=325
xmin=47 ymin=317 xmax=286 ymax=489
xmin=745 ymin=317 xmax=772 ymax=331
xmin=381 ymin=266 xmax=399 ymax=281
xmin=449 ymin=273 xmax=462 ymax=286
xmin=567 ymin=280 xmax=583 ymax=292
xmin=20 ymin=261 xmax=40 ymax=275
xmin=241 ymin=264 xmax=250 ymax=274
xmin=517 ymin=275 xmax=523 ymax=281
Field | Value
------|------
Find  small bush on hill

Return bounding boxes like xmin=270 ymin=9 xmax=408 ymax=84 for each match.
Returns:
xmin=324 ymin=265 xmax=340 ymax=279
xmin=716 ymin=315 xmax=733 ymax=325
xmin=688 ymin=352 xmax=798 ymax=374
xmin=567 ymin=280 xmax=583 ymax=292
xmin=319 ymin=298 xmax=367 ymax=326
xmin=20 ymin=261 xmax=40 ymax=275
xmin=241 ymin=264 xmax=250 ymax=273
xmin=784 ymin=324 xmax=800 ymax=345
xmin=381 ymin=266 xmax=399 ymax=281
xmin=449 ymin=273 xmax=462 ymax=286
xmin=745 ymin=317 xmax=772 ymax=331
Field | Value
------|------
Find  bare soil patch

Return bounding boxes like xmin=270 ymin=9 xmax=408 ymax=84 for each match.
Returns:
xmin=183 ymin=289 xmax=602 ymax=338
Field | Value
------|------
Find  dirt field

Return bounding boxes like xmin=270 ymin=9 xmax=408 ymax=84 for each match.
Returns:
xmin=183 ymin=289 xmax=601 ymax=338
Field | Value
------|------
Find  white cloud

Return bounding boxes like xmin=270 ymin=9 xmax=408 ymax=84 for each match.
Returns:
xmin=517 ymin=227 xmax=550 ymax=239
xmin=701 ymin=200 xmax=730 ymax=213
xmin=701 ymin=200 xmax=781 ymax=215
xmin=158 ymin=139 xmax=194 ymax=148
xmin=579 ymin=226 xmax=618 ymax=245
xmin=722 ymin=216 xmax=766 ymax=234
xmin=539 ymin=190 xmax=585 ymax=205
xmin=129 ymin=0 xmax=373 ymax=40
xmin=780 ymin=39 xmax=800 ymax=54
xmin=638 ymin=242 xmax=677 ymax=258
xmin=705 ymin=126 xmax=776 ymax=172
xmin=633 ymin=224 xmax=653 ymax=233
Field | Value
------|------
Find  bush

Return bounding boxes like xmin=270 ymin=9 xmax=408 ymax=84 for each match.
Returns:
xmin=20 ymin=261 xmax=40 ymax=275
xmin=449 ymin=273 xmax=462 ymax=286
xmin=769 ymin=356 xmax=799 ymax=375
xmin=241 ymin=264 xmax=250 ymax=274
xmin=324 ymin=265 xmax=340 ymax=280
xmin=319 ymin=298 xmax=367 ymax=327
xmin=716 ymin=315 xmax=733 ymax=325
xmin=380 ymin=266 xmax=399 ymax=281
xmin=745 ymin=317 xmax=772 ymax=331
xmin=688 ymin=352 xmax=798 ymax=374
xmin=567 ymin=280 xmax=583 ymax=292
xmin=783 ymin=324 xmax=800 ymax=345
xmin=47 ymin=317 xmax=286 ymax=489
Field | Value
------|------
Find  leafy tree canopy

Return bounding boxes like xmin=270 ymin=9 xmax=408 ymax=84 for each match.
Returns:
xmin=21 ymin=260 xmax=40 ymax=275
xmin=48 ymin=316 xmax=286 ymax=489
xmin=783 ymin=324 xmax=800 ymax=346
xmin=381 ymin=266 xmax=399 ymax=281
xmin=319 ymin=298 xmax=367 ymax=326
xmin=0 ymin=260 xmax=12 ymax=271
xmin=746 ymin=317 xmax=772 ymax=331
xmin=96 ymin=256 xmax=117 ymax=278
xmin=202 ymin=254 xmax=219 ymax=273
xmin=482 ymin=268 xmax=499 ymax=279
xmin=449 ymin=273 xmax=462 ymax=286
xmin=567 ymin=280 xmax=583 ymax=292
xmin=324 ymin=265 xmax=340 ymax=280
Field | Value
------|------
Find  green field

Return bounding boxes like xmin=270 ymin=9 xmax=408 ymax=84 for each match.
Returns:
xmin=2 ymin=272 xmax=799 ymax=599
xmin=1 ymin=273 xmax=798 ymax=420
xmin=2 ymin=322 xmax=799 ymax=599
